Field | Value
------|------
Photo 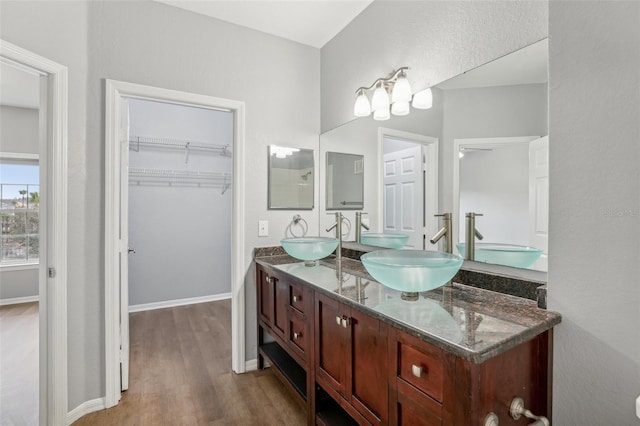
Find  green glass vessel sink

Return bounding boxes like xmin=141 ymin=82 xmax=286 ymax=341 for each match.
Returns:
xmin=361 ymin=250 xmax=463 ymax=293
xmin=281 ymin=237 xmax=338 ymax=263
xmin=457 ymin=243 xmax=543 ymax=268
xmin=360 ymin=233 xmax=409 ymax=249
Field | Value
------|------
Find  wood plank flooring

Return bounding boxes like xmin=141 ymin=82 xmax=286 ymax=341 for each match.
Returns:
xmin=0 ymin=301 xmax=39 ymax=426
xmin=74 ymin=300 xmax=305 ymax=425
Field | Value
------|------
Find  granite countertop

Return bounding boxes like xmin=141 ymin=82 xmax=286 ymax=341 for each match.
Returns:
xmin=255 ymin=252 xmax=561 ymax=364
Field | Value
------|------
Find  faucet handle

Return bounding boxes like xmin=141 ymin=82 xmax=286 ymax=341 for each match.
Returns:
xmin=434 ymin=212 xmax=452 ymax=219
xmin=465 ymin=212 xmax=483 ymax=217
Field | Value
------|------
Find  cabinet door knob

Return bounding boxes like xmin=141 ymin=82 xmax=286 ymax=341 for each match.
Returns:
xmin=293 ymin=332 xmax=302 ymax=340
xmin=336 ymin=316 xmax=342 ymax=326
xmin=293 ymin=295 xmax=300 ymax=302
xmin=341 ymin=317 xmax=350 ymax=328
xmin=411 ymin=364 xmax=422 ymax=378
xmin=265 ymin=276 xmax=271 ymax=284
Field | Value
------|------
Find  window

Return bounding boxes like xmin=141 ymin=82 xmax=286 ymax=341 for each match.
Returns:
xmin=0 ymin=159 xmax=39 ymax=265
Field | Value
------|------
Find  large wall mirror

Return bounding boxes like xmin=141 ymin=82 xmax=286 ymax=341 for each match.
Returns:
xmin=268 ymin=145 xmax=314 ymax=210
xmin=326 ymin=152 xmax=364 ymax=210
xmin=319 ymin=39 xmax=548 ymax=275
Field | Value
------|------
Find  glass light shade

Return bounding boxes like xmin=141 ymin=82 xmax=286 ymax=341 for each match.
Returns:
xmin=371 ymin=85 xmax=390 ymax=112
xmin=373 ymin=107 xmax=390 ymax=121
xmin=412 ymin=88 xmax=433 ymax=109
xmin=391 ymin=75 xmax=412 ymax=103
xmin=353 ymin=91 xmax=371 ymax=117
xmin=391 ymin=101 xmax=410 ymax=116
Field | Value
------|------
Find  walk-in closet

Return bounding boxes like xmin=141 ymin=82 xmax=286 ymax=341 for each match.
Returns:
xmin=127 ymin=99 xmax=233 ymax=311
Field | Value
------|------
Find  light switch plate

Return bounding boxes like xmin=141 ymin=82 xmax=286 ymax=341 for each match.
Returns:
xmin=258 ymin=220 xmax=268 ymax=237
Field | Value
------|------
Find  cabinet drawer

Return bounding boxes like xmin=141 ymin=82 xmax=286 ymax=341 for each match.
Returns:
xmin=289 ymin=283 xmax=305 ymax=314
xmin=288 ymin=310 xmax=307 ymax=357
xmin=397 ymin=341 xmax=444 ymax=403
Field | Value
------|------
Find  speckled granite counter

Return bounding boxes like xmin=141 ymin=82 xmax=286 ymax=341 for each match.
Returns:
xmin=255 ymin=252 xmax=561 ymax=364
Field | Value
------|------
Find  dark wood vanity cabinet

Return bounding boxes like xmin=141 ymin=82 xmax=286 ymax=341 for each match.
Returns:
xmin=256 ymin=262 xmax=554 ymax=426
xmin=315 ymin=293 xmax=389 ymax=425
xmin=256 ymin=263 xmax=314 ymax=422
xmin=388 ymin=328 xmax=551 ymax=426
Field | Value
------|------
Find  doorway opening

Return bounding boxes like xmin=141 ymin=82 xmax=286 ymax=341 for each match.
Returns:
xmin=378 ymin=128 xmax=438 ymax=250
xmin=104 ymin=80 xmax=246 ymax=408
xmin=0 ymin=40 xmax=69 ymax=426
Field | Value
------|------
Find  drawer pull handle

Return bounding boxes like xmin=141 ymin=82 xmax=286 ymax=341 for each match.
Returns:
xmin=411 ymin=364 xmax=423 ymax=378
xmin=293 ymin=295 xmax=300 ymax=302
xmin=293 ymin=332 xmax=302 ymax=340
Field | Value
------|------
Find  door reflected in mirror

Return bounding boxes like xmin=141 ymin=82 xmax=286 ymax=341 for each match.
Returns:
xmin=326 ymin=152 xmax=364 ymax=210
xmin=268 ymin=145 xmax=314 ymax=210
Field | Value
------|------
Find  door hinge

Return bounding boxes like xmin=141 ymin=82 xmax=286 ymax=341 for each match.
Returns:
xmin=48 ymin=267 xmax=56 ymax=278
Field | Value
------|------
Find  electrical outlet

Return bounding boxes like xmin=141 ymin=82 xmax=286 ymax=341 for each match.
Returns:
xmin=258 ymin=220 xmax=268 ymax=237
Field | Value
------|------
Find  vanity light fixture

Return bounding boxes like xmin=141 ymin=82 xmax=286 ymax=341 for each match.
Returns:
xmin=354 ymin=67 xmax=432 ymax=120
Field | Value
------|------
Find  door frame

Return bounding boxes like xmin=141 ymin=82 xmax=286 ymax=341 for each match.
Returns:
xmin=0 ymin=40 xmax=69 ymax=426
xmin=377 ymin=128 xmax=439 ymax=246
xmin=104 ymin=80 xmax=246 ymax=408
xmin=452 ymin=136 xmax=539 ymax=250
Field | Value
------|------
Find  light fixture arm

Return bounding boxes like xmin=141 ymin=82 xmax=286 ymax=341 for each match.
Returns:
xmin=354 ymin=67 xmax=409 ymax=94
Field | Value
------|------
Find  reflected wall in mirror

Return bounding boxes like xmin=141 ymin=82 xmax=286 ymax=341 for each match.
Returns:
xmin=326 ymin=152 xmax=364 ymax=210
xmin=268 ymin=145 xmax=314 ymax=210
xmin=454 ymin=136 xmax=548 ymax=271
xmin=319 ymin=39 xmax=548 ymax=276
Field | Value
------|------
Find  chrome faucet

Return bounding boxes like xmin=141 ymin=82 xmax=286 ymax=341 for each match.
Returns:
xmin=430 ymin=213 xmax=453 ymax=254
xmin=355 ymin=212 xmax=369 ymax=243
xmin=326 ymin=212 xmax=343 ymax=263
xmin=464 ymin=212 xmax=484 ymax=261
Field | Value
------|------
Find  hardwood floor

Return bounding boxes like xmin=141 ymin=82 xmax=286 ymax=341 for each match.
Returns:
xmin=0 ymin=301 xmax=39 ymax=426
xmin=74 ymin=300 xmax=305 ymax=425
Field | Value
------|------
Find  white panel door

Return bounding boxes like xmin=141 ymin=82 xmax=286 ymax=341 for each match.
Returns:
xmin=383 ymin=146 xmax=423 ymax=248
xmin=119 ymin=98 xmax=130 ymax=391
xmin=529 ymin=136 xmax=549 ymax=271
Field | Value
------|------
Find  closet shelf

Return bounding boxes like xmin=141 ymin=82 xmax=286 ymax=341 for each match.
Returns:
xmin=129 ymin=167 xmax=232 ymax=194
xmin=128 ymin=135 xmax=232 ymax=160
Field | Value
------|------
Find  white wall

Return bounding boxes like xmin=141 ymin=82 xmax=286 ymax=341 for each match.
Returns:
xmin=0 ymin=106 xmax=39 ymax=154
xmin=459 ymin=144 xmax=530 ymax=246
xmin=127 ymin=99 xmax=233 ymax=305
xmin=442 ymin=83 xmax=548 ymax=214
xmin=0 ymin=106 xmax=40 ymax=301
xmin=321 ymin=1 xmax=548 ymax=133
xmin=1 ymin=0 xmax=319 ymax=411
xmin=548 ymin=1 xmax=640 ymax=424
xmin=443 ymin=83 xmax=548 ymax=246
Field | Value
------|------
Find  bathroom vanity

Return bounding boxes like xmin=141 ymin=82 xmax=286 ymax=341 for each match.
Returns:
xmin=255 ymin=252 xmax=560 ymax=425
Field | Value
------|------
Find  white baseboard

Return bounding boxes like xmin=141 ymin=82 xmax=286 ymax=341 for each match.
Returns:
xmin=67 ymin=397 xmax=106 ymax=425
xmin=0 ymin=295 xmax=39 ymax=306
xmin=245 ymin=358 xmax=258 ymax=371
xmin=128 ymin=292 xmax=232 ymax=313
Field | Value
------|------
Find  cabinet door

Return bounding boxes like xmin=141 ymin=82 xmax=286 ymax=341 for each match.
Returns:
xmin=257 ymin=266 xmax=272 ymax=326
xmin=347 ymin=309 xmax=388 ymax=426
xmin=272 ymin=275 xmax=288 ymax=339
xmin=315 ymin=293 xmax=347 ymax=398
